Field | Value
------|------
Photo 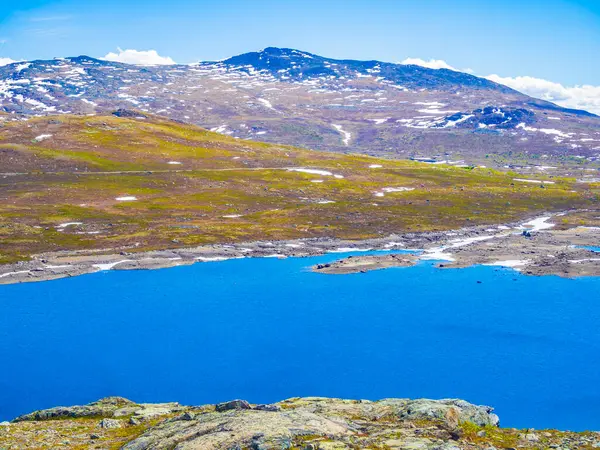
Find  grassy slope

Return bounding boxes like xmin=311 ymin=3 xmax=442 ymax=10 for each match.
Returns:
xmin=0 ymin=114 xmax=597 ymax=263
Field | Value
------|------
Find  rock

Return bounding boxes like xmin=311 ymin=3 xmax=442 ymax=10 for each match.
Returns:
xmin=444 ymin=407 xmax=460 ymax=429
xmin=14 ymin=397 xmax=136 ymax=421
xmin=0 ymin=421 xmax=10 ymax=426
xmin=525 ymin=432 xmax=540 ymax=442
xmin=119 ymin=397 xmax=500 ymax=449
xmin=318 ymin=442 xmax=350 ymax=449
xmin=382 ymin=398 xmax=500 ymax=427
xmin=112 ymin=109 xmax=147 ymax=119
xmin=129 ymin=417 xmax=141 ymax=426
xmin=254 ymin=404 xmax=281 ymax=412
xmin=215 ymin=399 xmax=252 ymax=412
xmin=113 ymin=402 xmax=181 ymax=419
xmin=10 ymin=395 xmax=599 ymax=450
xmin=438 ymin=444 xmax=462 ymax=450
xmin=122 ymin=405 xmax=350 ymax=450
xmin=313 ymin=254 xmax=416 ymax=274
xmin=99 ymin=418 xmax=122 ymax=429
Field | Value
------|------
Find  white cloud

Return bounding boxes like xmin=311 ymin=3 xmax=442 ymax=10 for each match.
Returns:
xmin=402 ymin=56 xmax=600 ymax=115
xmin=401 ymin=57 xmax=457 ymax=71
xmin=485 ymin=74 xmax=600 ymax=115
xmin=102 ymin=48 xmax=175 ymax=66
xmin=0 ymin=57 xmax=17 ymax=67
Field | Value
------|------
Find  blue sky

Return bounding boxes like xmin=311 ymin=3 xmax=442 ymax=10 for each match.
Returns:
xmin=0 ymin=0 xmax=599 ymax=85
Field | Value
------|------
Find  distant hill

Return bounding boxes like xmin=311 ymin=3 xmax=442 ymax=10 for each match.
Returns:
xmin=0 ymin=48 xmax=599 ymax=170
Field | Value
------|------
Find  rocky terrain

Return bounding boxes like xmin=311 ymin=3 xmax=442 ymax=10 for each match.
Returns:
xmin=312 ymin=212 xmax=600 ymax=279
xmin=1 ymin=48 xmax=600 ymax=172
xmin=1 ymin=396 xmax=599 ymax=449
xmin=433 ymin=222 xmax=600 ymax=278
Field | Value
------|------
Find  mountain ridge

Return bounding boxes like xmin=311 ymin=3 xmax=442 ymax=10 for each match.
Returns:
xmin=5 ymin=47 xmax=595 ymax=117
xmin=1 ymin=47 xmax=599 ymax=171
xmin=221 ymin=47 xmax=521 ymax=94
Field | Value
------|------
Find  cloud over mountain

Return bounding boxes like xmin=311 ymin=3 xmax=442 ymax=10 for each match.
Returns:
xmin=401 ymin=57 xmax=457 ymax=71
xmin=485 ymin=74 xmax=600 ymax=115
xmin=0 ymin=57 xmax=17 ymax=67
xmin=403 ymin=57 xmax=600 ymax=115
xmin=401 ymin=58 xmax=474 ymax=74
xmin=102 ymin=48 xmax=175 ymax=66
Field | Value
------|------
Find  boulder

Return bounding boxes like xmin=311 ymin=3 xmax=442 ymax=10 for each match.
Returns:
xmin=112 ymin=109 xmax=147 ymax=119
xmin=99 ymin=418 xmax=122 ymax=429
xmin=254 ymin=404 xmax=281 ymax=412
xmin=379 ymin=398 xmax=500 ymax=427
xmin=215 ymin=399 xmax=252 ymax=412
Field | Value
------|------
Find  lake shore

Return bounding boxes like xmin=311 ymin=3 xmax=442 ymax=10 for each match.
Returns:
xmin=1 ymin=210 xmax=599 ymax=285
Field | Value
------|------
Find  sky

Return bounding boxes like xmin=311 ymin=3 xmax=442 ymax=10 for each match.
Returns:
xmin=1 ymin=0 xmax=599 ymax=113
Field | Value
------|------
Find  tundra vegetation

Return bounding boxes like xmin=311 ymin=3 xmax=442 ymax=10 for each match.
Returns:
xmin=0 ymin=114 xmax=597 ymax=264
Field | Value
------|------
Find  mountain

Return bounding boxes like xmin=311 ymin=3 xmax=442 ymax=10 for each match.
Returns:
xmin=0 ymin=48 xmax=599 ymax=171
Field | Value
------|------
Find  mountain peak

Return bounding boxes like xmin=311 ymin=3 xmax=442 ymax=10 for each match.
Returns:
xmin=223 ymin=47 xmax=319 ymax=68
xmin=65 ymin=55 xmax=108 ymax=65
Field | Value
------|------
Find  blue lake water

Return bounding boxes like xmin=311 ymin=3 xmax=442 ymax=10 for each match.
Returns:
xmin=1 ymin=252 xmax=599 ymax=431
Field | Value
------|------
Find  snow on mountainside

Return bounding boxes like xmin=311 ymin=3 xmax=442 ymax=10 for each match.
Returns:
xmin=0 ymin=47 xmax=599 ymax=170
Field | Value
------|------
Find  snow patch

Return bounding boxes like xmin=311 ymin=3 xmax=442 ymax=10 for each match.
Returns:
xmin=485 ymin=260 xmax=530 ymax=268
xmin=93 ymin=260 xmax=133 ymax=271
xmin=332 ymin=124 xmax=351 ymax=146
xmin=513 ymin=178 xmax=556 ymax=184
xmin=57 ymin=222 xmax=82 ymax=229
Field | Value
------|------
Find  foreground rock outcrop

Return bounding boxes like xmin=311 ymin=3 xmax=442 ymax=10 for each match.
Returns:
xmin=2 ymin=396 xmax=599 ymax=449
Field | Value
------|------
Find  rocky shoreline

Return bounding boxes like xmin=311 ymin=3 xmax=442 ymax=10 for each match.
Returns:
xmin=2 ymin=396 xmax=599 ymax=449
xmin=313 ymin=253 xmax=418 ymax=274
xmin=315 ymin=216 xmax=600 ymax=278
xmin=1 ymin=211 xmax=599 ymax=285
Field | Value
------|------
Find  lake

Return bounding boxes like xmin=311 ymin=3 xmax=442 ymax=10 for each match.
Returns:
xmin=1 ymin=251 xmax=599 ymax=431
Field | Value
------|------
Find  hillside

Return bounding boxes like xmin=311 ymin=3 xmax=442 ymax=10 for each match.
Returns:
xmin=0 ymin=112 xmax=596 ymax=267
xmin=1 ymin=48 xmax=599 ymax=172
